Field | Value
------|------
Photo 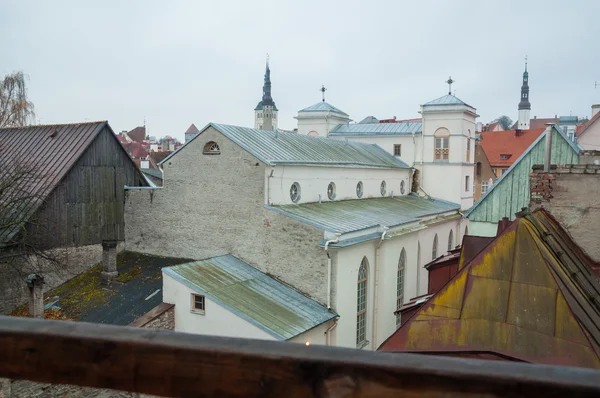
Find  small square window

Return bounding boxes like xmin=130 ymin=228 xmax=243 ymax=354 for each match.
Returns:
xmin=191 ymin=293 xmax=205 ymax=314
xmin=393 ymin=144 xmax=402 ymax=157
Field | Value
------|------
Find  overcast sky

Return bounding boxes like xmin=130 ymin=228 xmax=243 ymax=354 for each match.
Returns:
xmin=2 ymin=1 xmax=599 ymax=141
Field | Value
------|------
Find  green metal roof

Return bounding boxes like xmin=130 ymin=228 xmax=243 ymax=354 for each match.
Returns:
xmin=329 ymin=121 xmax=422 ymax=136
xmin=161 ymin=123 xmax=410 ymax=169
xmin=423 ymin=94 xmax=472 ymax=108
xmin=467 ymin=126 xmax=580 ymax=222
xmin=163 ymin=255 xmax=337 ymax=340
xmin=298 ymin=101 xmax=349 ymax=116
xmin=267 ymin=194 xmax=460 ymax=233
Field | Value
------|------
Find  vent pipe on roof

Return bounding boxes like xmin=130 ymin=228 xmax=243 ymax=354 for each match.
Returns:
xmin=544 ymin=124 xmax=553 ymax=172
xmin=26 ymin=274 xmax=44 ymax=319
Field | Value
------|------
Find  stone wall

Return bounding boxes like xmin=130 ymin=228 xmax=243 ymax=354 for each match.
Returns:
xmin=0 ymin=243 xmax=123 ymax=314
xmin=124 ymin=126 xmax=329 ymax=304
xmin=530 ymin=164 xmax=600 ymax=262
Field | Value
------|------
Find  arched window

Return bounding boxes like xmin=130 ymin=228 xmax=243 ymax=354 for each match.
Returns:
xmin=357 ymin=258 xmax=368 ymax=347
xmin=434 ymin=128 xmax=450 ymax=161
xmin=396 ymin=249 xmax=406 ymax=327
xmin=203 ymin=141 xmax=220 ymax=154
xmin=466 ymin=138 xmax=471 ymax=162
xmin=308 ymin=131 xmax=319 ymax=137
xmin=432 ymin=234 xmax=438 ymax=260
xmin=448 ymin=230 xmax=454 ymax=252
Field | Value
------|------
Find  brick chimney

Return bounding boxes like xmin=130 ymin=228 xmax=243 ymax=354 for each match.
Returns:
xmin=101 ymin=240 xmax=119 ymax=284
xmin=26 ymin=274 xmax=44 ymax=318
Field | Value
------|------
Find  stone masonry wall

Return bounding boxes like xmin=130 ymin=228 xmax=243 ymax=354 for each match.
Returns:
xmin=142 ymin=306 xmax=175 ymax=330
xmin=530 ymin=164 xmax=600 ymax=262
xmin=125 ymin=127 xmax=329 ymax=304
xmin=0 ymin=243 xmax=124 ymax=314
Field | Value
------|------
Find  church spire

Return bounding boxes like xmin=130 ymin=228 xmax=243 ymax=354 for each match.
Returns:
xmin=254 ymin=55 xmax=278 ymax=130
xmin=517 ymin=56 xmax=531 ymax=129
xmin=262 ymin=55 xmax=274 ymax=107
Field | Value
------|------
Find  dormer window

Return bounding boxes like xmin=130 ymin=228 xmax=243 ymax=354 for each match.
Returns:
xmin=203 ymin=141 xmax=220 ymax=155
xmin=500 ymin=154 xmax=511 ymax=160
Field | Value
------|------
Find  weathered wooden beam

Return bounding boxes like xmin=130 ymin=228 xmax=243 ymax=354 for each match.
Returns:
xmin=0 ymin=316 xmax=600 ymax=397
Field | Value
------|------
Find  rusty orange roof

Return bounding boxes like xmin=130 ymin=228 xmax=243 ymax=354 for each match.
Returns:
xmin=576 ymin=111 xmax=600 ymax=138
xmin=379 ymin=209 xmax=600 ymax=369
xmin=480 ymin=128 xmax=545 ymax=168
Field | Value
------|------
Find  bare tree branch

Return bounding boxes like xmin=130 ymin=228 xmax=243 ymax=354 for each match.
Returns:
xmin=0 ymin=71 xmax=36 ymax=128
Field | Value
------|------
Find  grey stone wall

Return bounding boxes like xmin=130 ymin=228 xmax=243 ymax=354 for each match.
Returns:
xmin=0 ymin=243 xmax=123 ymax=314
xmin=142 ymin=307 xmax=174 ymax=330
xmin=125 ymin=126 xmax=329 ymax=303
xmin=530 ymin=164 xmax=600 ymax=262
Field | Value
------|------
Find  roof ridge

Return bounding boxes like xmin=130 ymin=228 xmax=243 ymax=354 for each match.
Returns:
xmin=0 ymin=120 xmax=107 ymax=130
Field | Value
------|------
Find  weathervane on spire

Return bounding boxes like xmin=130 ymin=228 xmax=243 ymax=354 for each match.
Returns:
xmin=446 ymin=76 xmax=454 ymax=95
xmin=320 ymin=85 xmax=327 ymax=102
xmin=525 ymin=55 xmax=528 ymax=71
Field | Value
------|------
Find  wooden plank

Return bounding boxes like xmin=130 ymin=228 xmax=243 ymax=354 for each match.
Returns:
xmin=0 ymin=316 xmax=600 ymax=397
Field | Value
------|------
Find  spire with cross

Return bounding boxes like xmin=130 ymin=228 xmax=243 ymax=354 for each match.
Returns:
xmin=446 ymin=76 xmax=454 ymax=95
xmin=320 ymin=85 xmax=327 ymax=102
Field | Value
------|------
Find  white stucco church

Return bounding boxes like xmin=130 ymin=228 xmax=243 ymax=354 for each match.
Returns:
xmin=124 ymin=63 xmax=477 ymax=350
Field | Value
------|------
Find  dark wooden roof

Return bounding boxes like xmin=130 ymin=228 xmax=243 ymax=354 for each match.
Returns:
xmin=0 ymin=121 xmax=145 ymax=245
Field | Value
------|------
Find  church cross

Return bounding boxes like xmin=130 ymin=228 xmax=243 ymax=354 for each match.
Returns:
xmin=320 ymin=85 xmax=327 ymax=102
xmin=446 ymin=76 xmax=454 ymax=95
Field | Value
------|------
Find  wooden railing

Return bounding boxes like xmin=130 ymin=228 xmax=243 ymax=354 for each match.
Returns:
xmin=1 ymin=316 xmax=600 ymax=397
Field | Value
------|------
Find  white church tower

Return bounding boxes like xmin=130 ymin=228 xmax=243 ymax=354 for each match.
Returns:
xmin=254 ymin=57 xmax=278 ymax=130
xmin=295 ymin=86 xmax=351 ymax=136
xmin=418 ymin=77 xmax=477 ymax=210
xmin=517 ymin=58 xmax=531 ymax=130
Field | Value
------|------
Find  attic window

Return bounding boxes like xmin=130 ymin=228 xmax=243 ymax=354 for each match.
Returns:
xmin=191 ymin=293 xmax=205 ymax=314
xmin=500 ymin=154 xmax=511 ymax=160
xmin=203 ymin=141 xmax=220 ymax=155
xmin=356 ymin=181 xmax=363 ymax=198
xmin=327 ymin=182 xmax=336 ymax=200
xmin=380 ymin=181 xmax=387 ymax=196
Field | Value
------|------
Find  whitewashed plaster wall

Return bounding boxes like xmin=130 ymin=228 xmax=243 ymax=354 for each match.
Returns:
xmin=329 ymin=135 xmax=422 ymax=167
xmin=267 ymin=165 xmax=411 ymax=205
xmin=296 ymin=113 xmax=350 ymax=136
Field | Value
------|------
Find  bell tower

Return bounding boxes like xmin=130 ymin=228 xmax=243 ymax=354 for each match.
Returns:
xmin=517 ymin=57 xmax=531 ymax=130
xmin=254 ymin=55 xmax=278 ymax=130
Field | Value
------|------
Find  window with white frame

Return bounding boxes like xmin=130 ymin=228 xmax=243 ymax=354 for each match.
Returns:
xmin=191 ymin=293 xmax=205 ymax=314
xmin=434 ymin=128 xmax=450 ymax=161
xmin=481 ymin=181 xmax=489 ymax=194
xmin=396 ymin=249 xmax=406 ymax=327
xmin=356 ymin=258 xmax=368 ymax=347
xmin=203 ymin=141 xmax=220 ymax=155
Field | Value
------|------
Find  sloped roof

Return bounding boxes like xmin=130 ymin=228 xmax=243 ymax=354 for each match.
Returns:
xmin=358 ymin=116 xmax=379 ymax=124
xmin=480 ymin=128 xmax=545 ymax=168
xmin=127 ymin=126 xmax=146 ymax=142
xmin=122 ymin=141 xmax=149 ymax=159
xmin=329 ymin=121 xmax=422 ymax=136
xmin=576 ymin=111 xmax=600 ymax=138
xmin=149 ymin=151 xmax=171 ymax=164
xmin=254 ymin=100 xmax=279 ymax=111
xmin=466 ymin=126 xmax=580 ymax=222
xmin=162 ymin=123 xmax=410 ymax=169
xmin=163 ymin=255 xmax=337 ymax=340
xmin=512 ymin=118 xmax=559 ymax=130
xmin=423 ymin=94 xmax=472 ymax=108
xmin=185 ymin=123 xmax=200 ymax=134
xmin=299 ymin=101 xmax=348 ymax=116
xmin=266 ymin=194 xmax=460 ymax=234
xmin=380 ymin=209 xmax=600 ymax=369
xmin=0 ymin=122 xmax=106 ymax=245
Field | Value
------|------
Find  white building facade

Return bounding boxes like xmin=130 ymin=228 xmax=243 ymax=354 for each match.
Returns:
xmin=125 ymin=123 xmax=467 ymax=350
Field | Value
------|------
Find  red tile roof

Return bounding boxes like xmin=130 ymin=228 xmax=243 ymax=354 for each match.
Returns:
xmin=122 ymin=142 xmax=149 ymax=159
xmin=149 ymin=151 xmax=171 ymax=164
xmin=185 ymin=123 xmax=200 ymax=134
xmin=576 ymin=111 xmax=600 ymax=137
xmin=479 ymin=128 xmax=545 ymax=168
xmin=127 ymin=126 xmax=146 ymax=143
xmin=512 ymin=118 xmax=558 ymax=130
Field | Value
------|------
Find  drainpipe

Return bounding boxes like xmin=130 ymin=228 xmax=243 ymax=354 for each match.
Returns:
xmin=324 ymin=233 xmax=341 ymax=309
xmin=372 ymin=226 xmax=389 ymax=349
xmin=544 ymin=123 xmax=553 ymax=172
xmin=325 ymin=318 xmax=338 ymax=346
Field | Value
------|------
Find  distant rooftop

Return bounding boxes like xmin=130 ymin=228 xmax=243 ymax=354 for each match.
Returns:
xmin=423 ymin=94 xmax=473 ymax=108
xmin=330 ymin=121 xmax=422 ymax=136
xmin=163 ymin=254 xmax=337 ymax=340
xmin=298 ymin=101 xmax=349 ymax=116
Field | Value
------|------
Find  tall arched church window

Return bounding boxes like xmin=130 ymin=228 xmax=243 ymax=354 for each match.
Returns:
xmin=396 ymin=249 xmax=406 ymax=327
xmin=448 ymin=230 xmax=454 ymax=252
xmin=356 ymin=258 xmax=368 ymax=347
xmin=434 ymin=128 xmax=450 ymax=161
xmin=432 ymin=234 xmax=438 ymax=260
xmin=466 ymin=138 xmax=471 ymax=162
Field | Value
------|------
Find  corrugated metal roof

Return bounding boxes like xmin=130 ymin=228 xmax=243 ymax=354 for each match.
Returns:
xmin=161 ymin=123 xmax=410 ymax=169
xmin=329 ymin=122 xmax=422 ymax=136
xmin=0 ymin=122 xmax=106 ymax=245
xmin=163 ymin=255 xmax=337 ymax=340
xmin=380 ymin=210 xmax=600 ymax=369
xmin=267 ymin=194 xmax=460 ymax=233
xmin=423 ymin=94 xmax=472 ymax=108
xmin=358 ymin=116 xmax=379 ymax=124
xmin=466 ymin=126 xmax=580 ymax=221
xmin=298 ymin=101 xmax=349 ymax=116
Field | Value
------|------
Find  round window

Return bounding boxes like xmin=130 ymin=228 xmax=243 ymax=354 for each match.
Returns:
xmin=327 ymin=182 xmax=336 ymax=200
xmin=290 ymin=182 xmax=301 ymax=203
xmin=380 ymin=181 xmax=387 ymax=196
xmin=356 ymin=181 xmax=363 ymax=198
xmin=400 ymin=180 xmax=405 ymax=195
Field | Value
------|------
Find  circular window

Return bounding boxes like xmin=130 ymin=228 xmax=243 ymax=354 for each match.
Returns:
xmin=327 ymin=182 xmax=336 ymax=200
xmin=290 ymin=182 xmax=301 ymax=203
xmin=380 ymin=181 xmax=387 ymax=196
xmin=400 ymin=180 xmax=405 ymax=195
xmin=356 ymin=181 xmax=363 ymax=198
